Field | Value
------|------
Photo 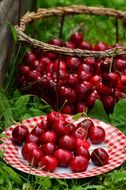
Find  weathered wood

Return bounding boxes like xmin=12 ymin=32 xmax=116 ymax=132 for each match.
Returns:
xmin=0 ymin=0 xmax=32 ymax=84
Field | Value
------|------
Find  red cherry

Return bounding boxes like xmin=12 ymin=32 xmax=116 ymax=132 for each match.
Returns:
xmin=76 ymin=102 xmax=87 ymax=113
xmin=76 ymin=82 xmax=93 ymax=100
xmin=72 ymin=126 xmax=87 ymax=140
xmin=27 ymin=147 xmax=43 ymax=167
xmin=40 ymin=131 xmax=57 ymax=144
xmin=65 ymin=41 xmax=76 ymax=49
xmin=121 ymin=74 xmax=126 ymax=86
xmin=62 ymin=104 xmax=75 ymax=115
xmin=99 ymin=57 xmax=111 ymax=74
xmin=70 ymin=156 xmax=89 ymax=172
xmin=102 ymin=95 xmax=115 ymax=114
xmin=39 ymin=118 xmax=50 ymax=131
xmin=96 ymin=82 xmax=113 ymax=96
xmin=54 ymin=149 xmax=73 ymax=167
xmin=22 ymin=142 xmax=38 ymax=160
xmin=70 ymin=32 xmax=83 ymax=47
xmin=83 ymin=57 xmax=97 ymax=75
xmin=89 ymin=125 xmax=105 ymax=144
xmin=25 ymin=52 xmax=37 ymax=65
xmin=102 ymin=72 xmax=119 ymax=88
xmin=26 ymin=70 xmax=41 ymax=82
xmin=65 ymin=73 xmax=78 ymax=88
xmin=79 ymin=41 xmax=92 ymax=50
xmin=40 ymin=155 xmax=58 ymax=171
xmin=66 ymin=57 xmax=82 ymax=71
xmin=31 ymin=125 xmax=44 ymax=137
xmin=94 ymin=42 xmax=109 ymax=51
xmin=58 ymin=135 xmax=76 ymax=150
xmin=48 ymin=38 xmax=64 ymax=47
xmin=52 ymin=119 xmax=72 ymax=135
xmin=91 ymin=148 xmax=109 ymax=166
xmin=114 ymin=58 xmax=126 ymax=71
xmin=85 ymin=93 xmax=98 ymax=108
xmin=47 ymin=111 xmax=64 ymax=125
xmin=19 ymin=65 xmax=31 ymax=76
xmin=59 ymin=86 xmax=76 ymax=104
xmin=12 ymin=125 xmax=29 ymax=145
xmin=90 ymin=75 xmax=100 ymax=85
xmin=40 ymin=143 xmax=57 ymax=156
xmin=78 ymin=119 xmax=94 ymax=128
xmin=75 ymin=139 xmax=91 ymax=149
xmin=25 ymin=133 xmax=40 ymax=145
xmin=78 ymin=71 xmax=92 ymax=83
xmin=46 ymin=52 xmax=57 ymax=60
xmin=75 ymin=146 xmax=90 ymax=160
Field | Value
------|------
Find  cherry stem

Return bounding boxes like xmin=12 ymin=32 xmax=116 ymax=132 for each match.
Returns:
xmin=59 ymin=99 xmax=68 ymax=112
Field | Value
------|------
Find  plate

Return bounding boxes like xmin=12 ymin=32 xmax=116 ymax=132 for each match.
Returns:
xmin=0 ymin=116 xmax=126 ymax=179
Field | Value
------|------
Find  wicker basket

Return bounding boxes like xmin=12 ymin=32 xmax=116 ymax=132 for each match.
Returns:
xmin=16 ymin=5 xmax=126 ymax=58
xmin=15 ymin=5 xmax=126 ymax=114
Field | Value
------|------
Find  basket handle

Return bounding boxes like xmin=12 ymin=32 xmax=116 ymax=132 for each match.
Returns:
xmin=15 ymin=5 xmax=126 ymax=58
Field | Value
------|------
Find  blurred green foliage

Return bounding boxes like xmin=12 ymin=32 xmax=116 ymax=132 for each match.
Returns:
xmin=27 ymin=0 xmax=126 ymax=46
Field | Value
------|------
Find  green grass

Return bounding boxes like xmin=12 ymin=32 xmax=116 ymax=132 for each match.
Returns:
xmin=0 ymin=0 xmax=126 ymax=189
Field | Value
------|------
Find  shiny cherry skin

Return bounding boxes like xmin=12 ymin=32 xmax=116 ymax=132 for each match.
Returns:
xmin=47 ymin=111 xmax=64 ymax=125
xmin=65 ymin=41 xmax=76 ymax=49
xmin=76 ymin=102 xmax=87 ymax=113
xmin=52 ymin=119 xmax=73 ymax=136
xmin=54 ymin=149 xmax=73 ymax=167
xmin=61 ymin=104 xmax=75 ymax=115
xmin=79 ymin=41 xmax=92 ymax=50
xmin=102 ymin=95 xmax=115 ymax=114
xmin=40 ymin=155 xmax=58 ymax=171
xmin=102 ymin=72 xmax=119 ymax=88
xmin=25 ymin=133 xmax=40 ymax=145
xmin=75 ymin=139 xmax=91 ymax=149
xmin=31 ymin=125 xmax=44 ymax=137
xmin=94 ymin=42 xmax=109 ymax=51
xmin=66 ymin=57 xmax=82 ymax=71
xmin=40 ymin=142 xmax=57 ymax=156
xmin=22 ymin=142 xmax=38 ymax=160
xmin=12 ymin=125 xmax=29 ymax=145
xmin=70 ymin=155 xmax=89 ymax=172
xmin=89 ymin=125 xmax=105 ymax=144
xmin=75 ymin=145 xmax=90 ymax=160
xmin=48 ymin=38 xmax=64 ymax=47
xmin=72 ymin=126 xmax=88 ymax=140
xmin=25 ymin=52 xmax=37 ymax=65
xmin=91 ymin=148 xmax=109 ymax=166
xmin=40 ymin=131 xmax=57 ymax=144
xmin=58 ymin=135 xmax=76 ymax=151
xmin=70 ymin=32 xmax=83 ymax=47
xmin=27 ymin=147 xmax=43 ymax=167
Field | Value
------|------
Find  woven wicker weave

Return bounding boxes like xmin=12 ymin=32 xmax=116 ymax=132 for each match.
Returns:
xmin=16 ymin=5 xmax=126 ymax=58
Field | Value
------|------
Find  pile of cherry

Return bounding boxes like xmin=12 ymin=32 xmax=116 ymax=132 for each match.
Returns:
xmin=17 ymin=32 xmax=126 ymax=114
xmin=12 ymin=111 xmax=109 ymax=173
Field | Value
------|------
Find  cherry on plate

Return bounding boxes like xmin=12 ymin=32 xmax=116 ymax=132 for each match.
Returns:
xmin=91 ymin=148 xmax=109 ymax=166
xmin=12 ymin=125 xmax=29 ymax=145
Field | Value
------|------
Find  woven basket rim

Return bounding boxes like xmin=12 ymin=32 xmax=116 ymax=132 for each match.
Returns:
xmin=15 ymin=5 xmax=126 ymax=58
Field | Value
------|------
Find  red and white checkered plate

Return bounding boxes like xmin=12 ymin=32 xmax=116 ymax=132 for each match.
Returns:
xmin=0 ymin=116 xmax=126 ymax=179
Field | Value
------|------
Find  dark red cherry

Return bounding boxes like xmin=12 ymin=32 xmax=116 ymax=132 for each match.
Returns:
xmin=70 ymin=32 xmax=83 ymax=47
xmin=12 ymin=125 xmax=29 ymax=145
xmin=102 ymin=72 xmax=119 ymax=88
xmin=89 ymin=125 xmax=105 ymax=144
xmin=91 ymin=148 xmax=109 ymax=166
xmin=79 ymin=41 xmax=92 ymax=50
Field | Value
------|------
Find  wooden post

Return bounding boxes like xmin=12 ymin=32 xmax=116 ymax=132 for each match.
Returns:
xmin=0 ymin=0 xmax=32 ymax=84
